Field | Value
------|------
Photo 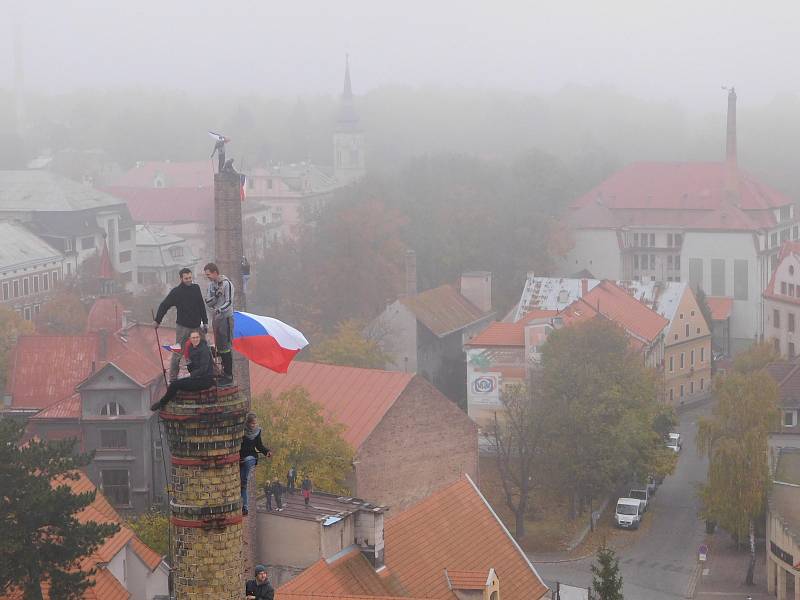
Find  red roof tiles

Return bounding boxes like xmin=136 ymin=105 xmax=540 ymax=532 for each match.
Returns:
xmin=250 ymin=362 xmax=415 ymax=448
xmin=111 ymin=160 xmax=213 ymax=188
xmin=581 ymin=281 xmax=668 ymax=343
xmin=446 ymin=570 xmax=491 ymax=590
xmin=465 ymin=310 xmax=558 ymax=348
xmin=400 ymin=285 xmax=491 ymax=338
xmin=86 ymin=297 xmax=124 ymax=333
xmin=705 ymin=296 xmax=733 ymax=321
xmin=31 ymin=393 xmax=81 ymax=420
xmin=103 ymin=186 xmax=214 ymax=224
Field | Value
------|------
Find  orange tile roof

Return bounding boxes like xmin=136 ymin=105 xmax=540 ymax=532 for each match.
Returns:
xmin=280 ymin=595 xmax=425 ymax=600
xmin=705 ymin=296 xmax=733 ymax=321
xmin=581 ymin=281 xmax=668 ymax=343
xmin=129 ymin=536 xmax=164 ymax=571
xmin=400 ymin=285 xmax=491 ymax=338
xmin=31 ymin=393 xmax=81 ymax=420
xmin=279 ymin=476 xmax=548 ymax=600
xmin=86 ymin=297 xmax=124 ymax=333
xmin=446 ymin=570 xmax=491 ymax=590
xmin=251 ymin=362 xmax=415 ymax=448
xmin=465 ymin=310 xmax=558 ymax=348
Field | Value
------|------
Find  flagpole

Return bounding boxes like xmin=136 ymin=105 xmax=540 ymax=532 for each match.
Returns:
xmin=151 ymin=308 xmax=169 ymax=388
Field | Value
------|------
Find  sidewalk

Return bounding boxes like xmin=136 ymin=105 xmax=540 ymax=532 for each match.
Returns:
xmin=694 ymin=530 xmax=770 ymax=599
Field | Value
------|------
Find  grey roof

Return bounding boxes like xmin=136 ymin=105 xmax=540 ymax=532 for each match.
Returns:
xmin=0 ymin=171 xmax=126 ymax=212
xmin=29 ymin=211 xmax=105 ymax=237
xmin=0 ymin=221 xmax=63 ymax=270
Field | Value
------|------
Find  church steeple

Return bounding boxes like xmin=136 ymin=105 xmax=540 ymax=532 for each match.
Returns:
xmin=333 ymin=55 xmax=366 ymax=183
xmin=337 ymin=54 xmax=360 ymax=131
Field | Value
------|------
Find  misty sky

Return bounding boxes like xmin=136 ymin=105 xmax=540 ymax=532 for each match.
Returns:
xmin=3 ymin=0 xmax=800 ymax=110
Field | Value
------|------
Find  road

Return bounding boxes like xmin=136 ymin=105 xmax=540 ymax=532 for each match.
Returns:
xmin=533 ymin=401 xmax=710 ymax=599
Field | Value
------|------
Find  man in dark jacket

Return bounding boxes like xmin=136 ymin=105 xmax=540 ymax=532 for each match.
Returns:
xmin=150 ymin=331 xmax=214 ymax=411
xmin=240 ymin=412 xmax=271 ymax=516
xmin=287 ymin=465 xmax=297 ymax=494
xmin=154 ymin=268 xmax=208 ymax=381
xmin=266 ymin=479 xmax=283 ymax=511
xmin=245 ymin=565 xmax=274 ymax=600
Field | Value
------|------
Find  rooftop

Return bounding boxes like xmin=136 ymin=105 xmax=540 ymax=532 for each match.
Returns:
xmin=765 ymin=361 xmax=800 ymax=409
xmin=0 ymin=171 xmax=127 ymax=212
xmin=111 ymin=160 xmax=213 ymax=188
xmin=103 ymin=186 xmax=214 ymax=224
xmin=0 ymin=221 xmax=63 ymax=270
xmin=400 ymin=284 xmax=493 ymax=338
xmin=771 ymin=450 xmax=800 ymax=545
xmin=706 ymin=296 xmax=733 ymax=321
xmin=257 ymin=489 xmax=387 ymax=523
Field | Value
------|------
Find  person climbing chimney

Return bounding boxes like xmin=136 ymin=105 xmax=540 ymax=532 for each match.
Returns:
xmin=204 ymin=262 xmax=235 ymax=385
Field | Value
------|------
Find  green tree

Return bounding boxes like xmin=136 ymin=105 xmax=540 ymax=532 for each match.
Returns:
xmin=732 ymin=342 xmax=779 ymax=374
xmin=0 ymin=420 xmax=120 ymax=600
xmin=539 ymin=318 xmax=675 ymax=517
xmin=126 ymin=511 xmax=169 ymax=557
xmin=310 ymin=319 xmax=390 ymax=369
xmin=697 ymin=370 xmax=780 ymax=584
xmin=35 ymin=290 xmax=88 ymax=334
xmin=591 ymin=544 xmax=624 ymax=600
xmin=252 ymin=387 xmax=355 ymax=494
xmin=0 ymin=305 xmax=35 ymax=391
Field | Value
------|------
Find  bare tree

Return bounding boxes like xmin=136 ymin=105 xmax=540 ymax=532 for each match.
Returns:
xmin=489 ymin=382 xmax=543 ymax=540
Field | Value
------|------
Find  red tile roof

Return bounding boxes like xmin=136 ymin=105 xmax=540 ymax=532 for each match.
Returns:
xmin=31 ymin=393 xmax=81 ymax=419
xmin=103 ymin=186 xmax=214 ymax=224
xmin=705 ymin=296 xmax=733 ymax=321
xmin=279 ymin=476 xmax=548 ymax=600
xmin=400 ymin=285 xmax=491 ymax=338
xmin=111 ymin=160 xmax=213 ymax=188
xmin=250 ymin=362 xmax=415 ymax=448
xmin=465 ymin=310 xmax=558 ymax=348
xmin=581 ymin=281 xmax=668 ymax=343
xmin=86 ymin=297 xmax=124 ymax=333
xmin=129 ymin=536 xmax=165 ymax=571
xmin=446 ymin=570 xmax=491 ymax=590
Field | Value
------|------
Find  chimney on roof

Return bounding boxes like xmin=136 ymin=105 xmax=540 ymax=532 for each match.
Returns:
xmin=581 ymin=278 xmax=589 ymax=297
xmin=404 ymin=249 xmax=417 ymax=297
xmin=97 ymin=329 xmax=108 ymax=361
xmin=461 ymin=272 xmax=492 ymax=313
xmin=724 ymin=87 xmax=740 ymax=204
xmin=354 ymin=508 xmax=385 ymax=570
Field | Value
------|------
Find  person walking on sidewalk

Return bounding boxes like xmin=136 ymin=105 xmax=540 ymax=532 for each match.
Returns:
xmin=150 ymin=331 xmax=214 ymax=411
xmin=204 ymin=262 xmax=235 ymax=385
xmin=154 ymin=268 xmax=208 ymax=381
xmin=240 ymin=412 xmax=270 ymax=516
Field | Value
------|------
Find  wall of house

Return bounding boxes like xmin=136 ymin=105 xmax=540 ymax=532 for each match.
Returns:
xmin=766 ymin=505 xmax=800 ymax=598
xmin=256 ymin=511 xmax=319 ymax=576
xmin=354 ymin=377 xmax=478 ymax=512
xmin=681 ymin=231 xmax=762 ymax=352
xmin=372 ymin=301 xmax=418 ymax=373
xmin=320 ymin=516 xmax=355 ymax=559
xmin=0 ymin=256 xmax=66 ymax=321
xmin=560 ymin=229 xmax=621 ymax=280
xmin=663 ymin=289 xmax=713 ymax=406
xmin=764 ymin=253 xmax=800 ymax=359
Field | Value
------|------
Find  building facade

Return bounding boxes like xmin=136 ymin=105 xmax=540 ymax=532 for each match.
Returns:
xmin=766 ymin=436 xmax=800 ymax=600
xmin=765 ymin=243 xmax=800 ymax=359
xmin=133 ymin=223 xmax=200 ymax=293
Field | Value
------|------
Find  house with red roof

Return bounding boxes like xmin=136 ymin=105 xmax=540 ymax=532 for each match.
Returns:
xmin=0 ymin=470 xmax=168 ymax=600
xmin=559 ymin=89 xmax=799 ymax=354
xmin=5 ymin=297 xmax=175 ymax=513
xmin=250 ymin=361 xmax=478 ymax=512
xmin=763 ymin=241 xmax=800 ymax=360
xmin=269 ymin=475 xmax=548 ymax=599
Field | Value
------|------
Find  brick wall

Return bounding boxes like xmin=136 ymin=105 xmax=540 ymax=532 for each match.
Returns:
xmin=355 ymin=376 xmax=478 ymax=512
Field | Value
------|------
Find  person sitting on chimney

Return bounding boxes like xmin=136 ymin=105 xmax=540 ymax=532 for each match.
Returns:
xmin=245 ymin=565 xmax=274 ymax=600
xmin=150 ymin=330 xmax=214 ymax=411
xmin=240 ymin=412 xmax=271 ymax=516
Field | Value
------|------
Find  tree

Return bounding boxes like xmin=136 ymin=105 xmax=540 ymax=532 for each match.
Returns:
xmin=490 ymin=383 xmax=544 ymax=540
xmin=0 ymin=305 xmax=35 ymax=391
xmin=732 ymin=342 xmax=779 ymax=374
xmin=35 ymin=289 xmax=88 ymax=334
xmin=697 ymin=370 xmax=780 ymax=585
xmin=309 ymin=320 xmax=390 ymax=369
xmin=0 ymin=420 xmax=120 ymax=600
xmin=591 ymin=544 xmax=624 ymax=600
xmin=126 ymin=511 xmax=169 ymax=557
xmin=252 ymin=387 xmax=355 ymax=494
xmin=539 ymin=318 xmax=675 ymax=517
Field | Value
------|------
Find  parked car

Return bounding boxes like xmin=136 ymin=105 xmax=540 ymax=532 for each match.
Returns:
xmin=629 ymin=486 xmax=650 ymax=512
xmin=615 ymin=497 xmax=643 ymax=529
xmin=666 ymin=432 xmax=682 ymax=453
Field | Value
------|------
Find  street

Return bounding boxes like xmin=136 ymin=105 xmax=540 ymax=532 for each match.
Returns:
xmin=532 ymin=401 xmax=710 ymax=599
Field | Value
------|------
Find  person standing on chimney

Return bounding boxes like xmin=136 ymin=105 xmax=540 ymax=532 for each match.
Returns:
xmin=203 ymin=262 xmax=235 ymax=385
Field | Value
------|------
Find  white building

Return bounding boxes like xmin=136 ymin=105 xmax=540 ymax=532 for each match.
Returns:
xmin=0 ymin=221 xmax=66 ymax=321
xmin=558 ymin=89 xmax=798 ymax=353
xmin=134 ymin=224 xmax=199 ymax=292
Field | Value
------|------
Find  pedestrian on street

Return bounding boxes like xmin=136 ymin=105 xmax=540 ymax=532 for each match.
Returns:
xmin=245 ymin=565 xmax=274 ymax=600
xmin=204 ymin=262 xmax=235 ymax=385
xmin=154 ymin=268 xmax=208 ymax=382
xmin=240 ymin=412 xmax=270 ymax=516
xmin=267 ymin=478 xmax=283 ymax=511
xmin=150 ymin=331 xmax=214 ymax=411
xmin=301 ymin=474 xmax=313 ymax=508
xmin=287 ymin=465 xmax=297 ymax=494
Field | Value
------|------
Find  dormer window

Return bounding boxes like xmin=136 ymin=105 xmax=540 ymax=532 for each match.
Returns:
xmin=169 ymin=246 xmax=184 ymax=259
xmin=100 ymin=402 xmax=125 ymax=416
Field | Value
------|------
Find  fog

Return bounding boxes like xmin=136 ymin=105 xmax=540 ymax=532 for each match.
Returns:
xmin=4 ymin=0 xmax=800 ymax=110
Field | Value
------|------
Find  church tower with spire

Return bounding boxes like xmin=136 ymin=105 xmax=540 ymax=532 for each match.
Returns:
xmin=333 ymin=55 xmax=366 ymax=183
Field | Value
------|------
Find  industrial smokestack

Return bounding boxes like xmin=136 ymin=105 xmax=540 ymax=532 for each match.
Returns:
xmin=724 ymin=87 xmax=740 ymax=204
xmin=405 ymin=250 xmax=417 ymax=297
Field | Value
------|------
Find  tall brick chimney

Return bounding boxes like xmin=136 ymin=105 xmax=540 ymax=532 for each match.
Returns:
xmin=404 ymin=249 xmax=417 ymax=297
xmin=724 ymin=87 xmax=740 ymax=203
xmin=460 ymin=272 xmax=492 ymax=313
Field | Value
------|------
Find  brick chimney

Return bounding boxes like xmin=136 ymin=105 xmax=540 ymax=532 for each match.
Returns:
xmin=581 ymin=278 xmax=588 ymax=297
xmin=460 ymin=272 xmax=492 ymax=313
xmin=724 ymin=87 xmax=740 ymax=203
xmin=354 ymin=507 xmax=385 ymax=569
xmin=404 ymin=250 xmax=417 ymax=297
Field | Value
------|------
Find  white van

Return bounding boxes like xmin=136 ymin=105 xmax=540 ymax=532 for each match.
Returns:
xmin=615 ymin=497 xmax=643 ymax=529
xmin=666 ymin=432 xmax=682 ymax=453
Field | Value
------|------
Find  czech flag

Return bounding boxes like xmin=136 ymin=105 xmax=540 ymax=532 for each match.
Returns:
xmin=232 ymin=311 xmax=308 ymax=373
xmin=162 ymin=343 xmax=182 ymax=354
xmin=240 ymin=174 xmax=247 ymax=201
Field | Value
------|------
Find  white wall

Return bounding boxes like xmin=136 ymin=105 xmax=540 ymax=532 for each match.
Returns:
xmin=559 ymin=229 xmax=621 ymax=280
xmin=370 ymin=301 xmax=418 ymax=373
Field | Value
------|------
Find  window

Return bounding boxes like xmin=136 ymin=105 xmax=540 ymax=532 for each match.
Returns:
xmin=100 ymin=402 xmax=125 ymax=416
xmin=771 ymin=232 xmax=779 ymax=248
xmin=41 ymin=273 xmax=49 ymax=291
xmin=667 ymin=255 xmax=673 ymax=268
xmin=794 ymin=225 xmax=799 ymax=240
xmin=669 ymin=388 xmax=674 ymax=402
xmin=689 ymin=258 xmax=703 ymax=291
xmin=701 ymin=347 xmax=705 ymax=362
xmin=267 ymin=178 xmax=273 ymax=190
xmin=649 ymin=255 xmax=655 ymax=270
xmin=1 ymin=282 xmax=7 ymax=300
xmin=12 ymin=280 xmax=19 ymax=298
xmin=650 ymin=233 xmax=655 ymax=246
xmin=781 ymin=206 xmax=792 ymax=221
xmin=81 ymin=236 xmax=95 ymax=250
xmin=23 ymin=307 xmax=31 ymax=321
xmin=122 ymin=271 xmax=132 ymax=282
xmin=22 ymin=278 xmax=29 ymax=296
xmin=118 ymin=229 xmax=132 ymax=242
xmin=782 ymin=282 xmax=788 ymax=294
xmin=685 ymin=323 xmax=690 ymax=338
xmin=680 ymin=313 xmax=684 ymax=320
xmin=64 ymin=238 xmax=73 ymax=252
xmin=675 ymin=234 xmax=683 ymax=246
xmin=775 ymin=338 xmax=781 ymax=354
xmin=667 ymin=233 xmax=673 ymax=247
xmin=100 ymin=430 xmax=128 ymax=449
xmin=52 ymin=271 xmax=60 ymax=285
xmin=775 ymin=309 xmax=781 ymax=328
xmin=784 ymin=411 xmax=798 ymax=427
xmin=634 ymin=255 xmax=639 ymax=269
xmin=675 ymin=255 xmax=681 ymax=270
xmin=168 ymin=246 xmax=184 ymax=259
xmin=691 ymin=310 xmax=695 ymax=317
xmin=790 ymin=342 xmax=796 ymax=359
xmin=711 ymin=259 xmax=725 ymax=296
xmin=792 ymin=265 xmax=796 ymax=276
xmin=669 ymin=356 xmax=674 ymax=372
xmin=100 ymin=469 xmax=130 ymax=506
xmin=734 ymin=259 xmax=748 ymax=301
xmin=674 ymin=333 xmax=678 ymax=340
xmin=680 ymin=384 xmax=685 ymax=398
xmin=781 ymin=228 xmax=790 ymax=243
xmin=33 ymin=304 xmax=39 ymax=315
xmin=119 ymin=250 xmax=132 ymax=263
xmin=33 ymin=276 xmax=39 ymax=293
xmin=792 ymin=284 xmax=797 ymax=297
xmin=680 ymin=352 xmax=685 ymax=369
xmin=690 ymin=381 xmax=694 ymax=394
xmin=700 ymin=378 xmax=705 ymax=391
xmin=66 ymin=263 xmax=71 ymax=276
xmin=791 ymin=313 xmax=796 ymax=333
xmin=690 ymin=349 xmax=695 ymax=366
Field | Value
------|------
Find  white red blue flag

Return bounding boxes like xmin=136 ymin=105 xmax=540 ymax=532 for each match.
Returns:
xmin=240 ymin=174 xmax=247 ymax=201
xmin=232 ymin=311 xmax=308 ymax=373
